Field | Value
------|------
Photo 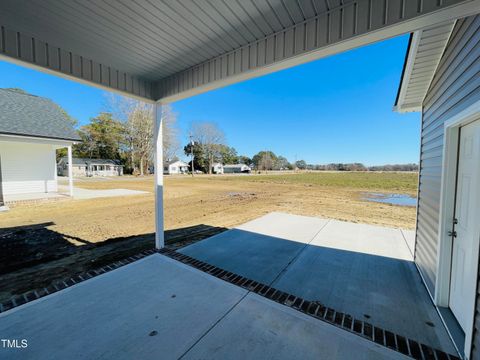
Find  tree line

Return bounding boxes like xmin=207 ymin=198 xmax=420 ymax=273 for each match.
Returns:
xmin=182 ymin=125 xmax=296 ymax=174
xmin=182 ymin=121 xmax=251 ymax=174
xmin=289 ymin=161 xmax=418 ymax=171
xmin=64 ymin=97 xmax=418 ymax=175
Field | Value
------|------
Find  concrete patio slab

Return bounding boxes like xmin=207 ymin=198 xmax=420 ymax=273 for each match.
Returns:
xmin=234 ymin=212 xmax=329 ymax=242
xmin=0 ymin=255 xmax=247 ymax=360
xmin=308 ymin=220 xmax=413 ymax=260
xmin=3 ymin=191 xmax=69 ymax=203
xmin=183 ymin=293 xmax=408 ymax=360
xmin=0 ymin=252 xmax=408 ymax=360
xmin=58 ymin=185 xmax=148 ymax=199
xmin=181 ymin=213 xmax=456 ymax=354
xmin=272 ymin=219 xmax=454 ymax=353
xmin=401 ymin=229 xmax=416 ymax=257
xmin=179 ymin=212 xmax=329 ymax=284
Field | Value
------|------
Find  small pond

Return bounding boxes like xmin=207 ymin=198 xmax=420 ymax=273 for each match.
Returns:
xmin=363 ymin=192 xmax=417 ymax=207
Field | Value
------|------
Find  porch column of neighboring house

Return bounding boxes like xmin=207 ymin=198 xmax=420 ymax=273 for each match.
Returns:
xmin=154 ymin=103 xmax=165 ymax=249
xmin=67 ymin=145 xmax=73 ymax=197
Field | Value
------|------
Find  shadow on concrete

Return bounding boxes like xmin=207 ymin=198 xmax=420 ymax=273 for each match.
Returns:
xmin=179 ymin=227 xmax=455 ymax=354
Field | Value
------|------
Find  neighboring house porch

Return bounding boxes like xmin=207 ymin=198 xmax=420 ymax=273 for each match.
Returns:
xmin=58 ymin=157 xmax=123 ymax=177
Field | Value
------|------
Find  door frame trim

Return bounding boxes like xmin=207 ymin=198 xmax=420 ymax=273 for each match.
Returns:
xmin=435 ymin=99 xmax=480 ymax=359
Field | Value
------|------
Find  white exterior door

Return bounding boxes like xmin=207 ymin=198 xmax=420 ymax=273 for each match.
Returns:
xmin=449 ymin=119 xmax=480 ymax=331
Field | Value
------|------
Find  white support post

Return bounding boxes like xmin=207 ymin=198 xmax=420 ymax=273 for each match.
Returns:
xmin=154 ymin=103 xmax=165 ymax=249
xmin=67 ymin=145 xmax=73 ymax=197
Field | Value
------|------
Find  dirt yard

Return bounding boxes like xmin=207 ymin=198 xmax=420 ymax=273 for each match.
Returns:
xmin=0 ymin=172 xmax=417 ymax=302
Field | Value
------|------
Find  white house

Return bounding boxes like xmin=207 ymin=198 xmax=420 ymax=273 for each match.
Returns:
xmin=0 ymin=88 xmax=79 ymax=203
xmin=58 ymin=157 xmax=123 ymax=177
xmin=223 ymin=164 xmax=251 ymax=174
xmin=212 ymin=163 xmax=224 ymax=174
xmin=164 ymin=160 xmax=189 ymax=175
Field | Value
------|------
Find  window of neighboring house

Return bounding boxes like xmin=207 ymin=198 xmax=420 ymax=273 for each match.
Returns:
xmin=171 ymin=167 xmax=177 ymax=171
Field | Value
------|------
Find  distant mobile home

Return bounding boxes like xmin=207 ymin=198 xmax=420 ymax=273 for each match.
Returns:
xmin=223 ymin=164 xmax=251 ymax=174
xmin=212 ymin=163 xmax=224 ymax=174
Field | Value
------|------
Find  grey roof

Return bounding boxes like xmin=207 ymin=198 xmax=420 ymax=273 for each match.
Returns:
xmin=224 ymin=164 xmax=249 ymax=168
xmin=60 ymin=157 xmax=122 ymax=166
xmin=168 ymin=160 xmax=189 ymax=166
xmin=0 ymin=88 xmax=81 ymax=141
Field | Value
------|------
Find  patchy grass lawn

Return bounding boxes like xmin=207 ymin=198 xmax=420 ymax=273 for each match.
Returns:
xmin=219 ymin=171 xmax=418 ymax=194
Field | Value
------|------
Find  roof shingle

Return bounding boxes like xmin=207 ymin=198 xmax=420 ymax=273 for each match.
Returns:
xmin=0 ymin=88 xmax=81 ymax=141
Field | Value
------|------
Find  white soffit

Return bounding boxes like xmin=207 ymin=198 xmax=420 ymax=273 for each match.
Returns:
xmin=395 ymin=21 xmax=456 ymax=113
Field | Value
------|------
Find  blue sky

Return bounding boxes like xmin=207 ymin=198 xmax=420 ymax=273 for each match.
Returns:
xmin=0 ymin=34 xmax=420 ymax=166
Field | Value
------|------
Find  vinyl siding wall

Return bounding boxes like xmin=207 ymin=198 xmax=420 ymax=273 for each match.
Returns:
xmin=416 ymin=15 xmax=480 ymax=295
xmin=0 ymin=140 xmax=57 ymax=196
xmin=416 ymin=14 xmax=480 ymax=357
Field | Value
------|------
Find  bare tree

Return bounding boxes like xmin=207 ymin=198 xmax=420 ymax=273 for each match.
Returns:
xmin=161 ymin=105 xmax=179 ymax=163
xmin=127 ymin=102 xmax=153 ymax=175
xmin=190 ymin=121 xmax=225 ymax=174
xmin=258 ymin=152 xmax=274 ymax=172
xmin=105 ymin=94 xmax=179 ymax=175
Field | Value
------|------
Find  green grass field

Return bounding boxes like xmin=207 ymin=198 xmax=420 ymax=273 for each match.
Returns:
xmin=215 ymin=171 xmax=419 ymax=194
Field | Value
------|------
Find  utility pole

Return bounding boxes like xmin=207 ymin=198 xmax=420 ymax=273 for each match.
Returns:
xmin=189 ymin=134 xmax=195 ymax=177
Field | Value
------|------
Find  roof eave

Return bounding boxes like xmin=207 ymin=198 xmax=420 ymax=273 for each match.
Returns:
xmin=394 ymin=21 xmax=456 ymax=114
xmin=394 ymin=32 xmax=422 ymax=113
xmin=0 ymin=131 xmax=80 ymax=143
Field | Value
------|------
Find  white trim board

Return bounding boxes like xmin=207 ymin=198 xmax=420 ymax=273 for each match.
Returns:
xmin=0 ymin=133 xmax=76 ymax=147
xmin=395 ymin=30 xmax=423 ymax=113
xmin=394 ymin=20 xmax=456 ymax=113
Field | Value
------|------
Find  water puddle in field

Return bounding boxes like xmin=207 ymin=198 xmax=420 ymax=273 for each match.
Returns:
xmin=363 ymin=192 xmax=417 ymax=207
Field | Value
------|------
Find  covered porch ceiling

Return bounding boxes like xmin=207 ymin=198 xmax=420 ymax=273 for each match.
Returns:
xmin=0 ymin=0 xmax=479 ymax=103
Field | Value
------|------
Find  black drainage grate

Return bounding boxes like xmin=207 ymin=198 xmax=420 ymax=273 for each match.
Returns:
xmin=159 ymin=248 xmax=460 ymax=360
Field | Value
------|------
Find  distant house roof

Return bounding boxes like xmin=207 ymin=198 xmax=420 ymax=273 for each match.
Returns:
xmin=167 ymin=160 xmax=189 ymax=167
xmin=0 ymin=88 xmax=81 ymax=141
xmin=60 ymin=157 xmax=122 ymax=166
